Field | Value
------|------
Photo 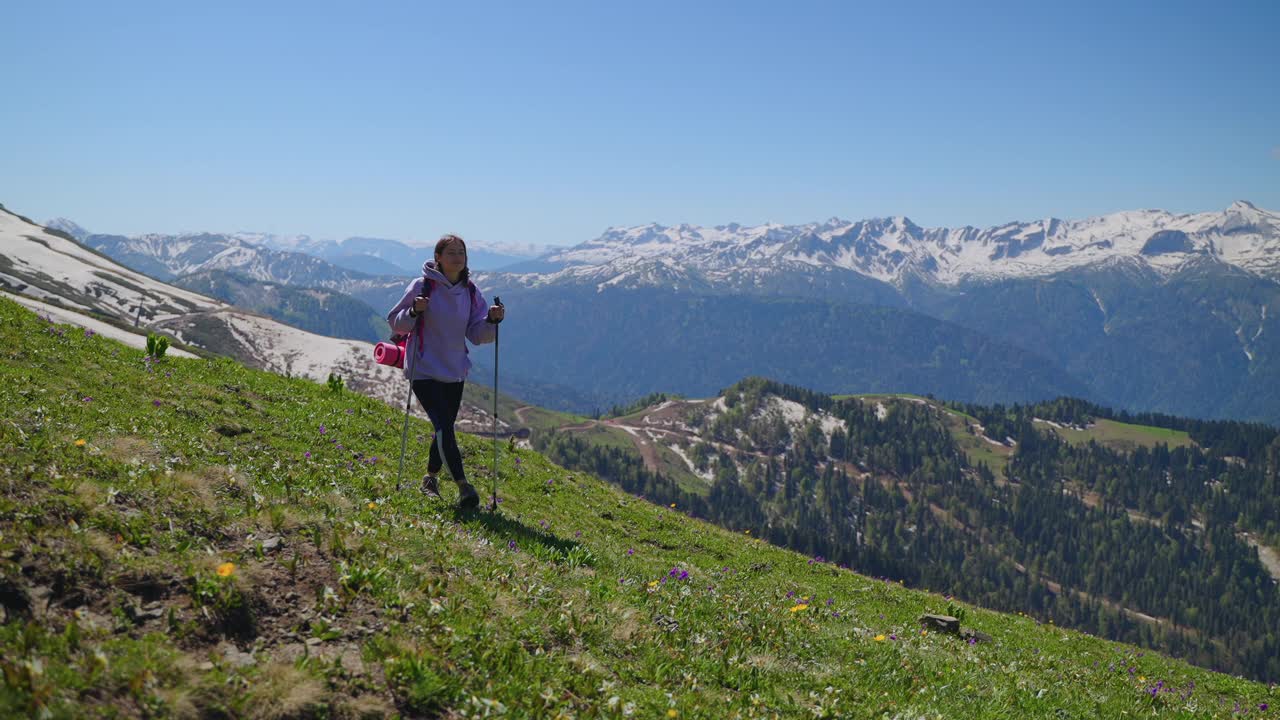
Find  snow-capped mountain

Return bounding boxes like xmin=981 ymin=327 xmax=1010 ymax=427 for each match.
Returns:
xmin=0 ymin=206 xmax=406 ymax=408
xmin=45 ymin=217 xmax=90 ymax=241
xmin=504 ymin=201 xmax=1280 ymax=290
xmin=80 ymin=231 xmax=381 ymax=287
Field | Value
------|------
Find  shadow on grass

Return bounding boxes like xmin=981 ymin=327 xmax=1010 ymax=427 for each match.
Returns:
xmin=449 ymin=504 xmax=586 ymax=560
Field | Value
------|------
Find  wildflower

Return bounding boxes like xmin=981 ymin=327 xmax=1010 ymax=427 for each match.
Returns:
xmin=889 ymin=633 xmax=897 ymax=640
xmin=152 ymin=399 xmax=162 ymax=407
xmin=648 ymin=580 xmax=659 ymax=588
xmin=786 ymin=591 xmax=795 ymax=599
xmin=84 ymin=328 xmax=95 ymax=338
xmin=82 ymin=396 xmax=92 ymax=403
xmin=319 ymin=424 xmax=327 ymax=434
xmin=826 ymin=598 xmax=834 ymax=606
xmin=875 ymin=634 xmax=886 ymax=642
xmin=669 ymin=503 xmax=676 ymax=508
xmin=304 ymin=451 xmax=311 ymax=459
xmin=367 ymin=502 xmax=377 ymax=510
xmin=1260 ymin=704 xmax=1268 ymax=711
xmin=508 ymin=540 xmax=517 ymax=551
xmin=75 ymin=439 xmax=86 ymax=447
xmin=626 ymin=548 xmax=634 ymax=556
xmin=921 ymin=629 xmax=928 ymax=636
xmin=216 ymin=562 xmax=235 ymax=577
xmin=789 ymin=604 xmax=809 ymax=613
xmin=744 ymin=529 xmax=750 ymax=535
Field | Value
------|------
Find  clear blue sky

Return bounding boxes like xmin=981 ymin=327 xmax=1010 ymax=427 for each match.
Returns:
xmin=3 ymin=0 xmax=1277 ymax=249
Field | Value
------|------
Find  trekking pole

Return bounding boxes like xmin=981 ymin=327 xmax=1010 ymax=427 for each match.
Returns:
xmin=489 ymin=296 xmax=503 ymax=511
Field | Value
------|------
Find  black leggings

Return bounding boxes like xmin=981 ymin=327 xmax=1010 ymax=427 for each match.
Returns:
xmin=412 ymin=379 xmax=466 ymax=484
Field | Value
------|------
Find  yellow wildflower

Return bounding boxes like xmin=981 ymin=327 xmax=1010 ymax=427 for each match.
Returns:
xmin=667 ymin=711 xmax=679 ymax=718
xmin=216 ymin=562 xmax=235 ymax=577
xmin=74 ymin=439 xmax=86 ymax=447
xmin=875 ymin=634 xmax=886 ymax=642
xmin=789 ymin=603 xmax=809 ymax=613
xmin=669 ymin=503 xmax=676 ymax=508
xmin=648 ymin=580 xmax=659 ymax=588
xmin=367 ymin=502 xmax=377 ymax=510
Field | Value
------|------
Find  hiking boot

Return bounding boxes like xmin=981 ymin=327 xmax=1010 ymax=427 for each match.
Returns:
xmin=457 ymin=482 xmax=480 ymax=510
xmin=420 ymin=474 xmax=441 ymax=498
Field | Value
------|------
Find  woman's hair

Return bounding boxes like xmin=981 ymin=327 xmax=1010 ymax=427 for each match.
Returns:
xmin=434 ymin=234 xmax=469 ymax=284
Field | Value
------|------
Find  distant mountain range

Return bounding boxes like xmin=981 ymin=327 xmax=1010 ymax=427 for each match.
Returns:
xmin=47 ymin=218 xmax=540 ymax=276
xmin=0 ymin=205 xmax=406 ymax=408
xmin=25 ymin=201 xmax=1280 ymax=424
xmin=1 ymin=204 xmax=562 ymax=427
xmin=504 ymin=201 xmax=1280 ymax=289
xmin=470 ymin=202 xmax=1280 ymax=423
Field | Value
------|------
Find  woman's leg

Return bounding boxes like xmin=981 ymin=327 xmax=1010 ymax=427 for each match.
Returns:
xmin=412 ymin=379 xmax=467 ymax=484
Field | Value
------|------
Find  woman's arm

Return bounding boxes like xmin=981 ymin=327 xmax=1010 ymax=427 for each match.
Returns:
xmin=387 ymin=279 xmax=423 ymax=333
xmin=465 ymin=288 xmax=499 ymax=345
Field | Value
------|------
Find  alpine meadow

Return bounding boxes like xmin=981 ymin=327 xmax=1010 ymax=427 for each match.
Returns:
xmin=2 ymin=297 xmax=1278 ymax=718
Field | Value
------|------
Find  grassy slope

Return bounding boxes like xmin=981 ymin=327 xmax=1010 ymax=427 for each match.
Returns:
xmin=1038 ymin=418 xmax=1195 ymax=452
xmin=1 ymin=297 xmax=1274 ymax=719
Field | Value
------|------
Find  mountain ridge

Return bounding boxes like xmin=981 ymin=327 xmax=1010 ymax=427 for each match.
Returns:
xmin=503 ymin=201 xmax=1280 ymax=291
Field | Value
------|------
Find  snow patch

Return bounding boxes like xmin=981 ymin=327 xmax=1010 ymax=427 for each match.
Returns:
xmin=667 ymin=443 xmax=715 ymax=483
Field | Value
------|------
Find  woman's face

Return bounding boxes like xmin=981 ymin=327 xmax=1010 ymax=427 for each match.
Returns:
xmin=436 ymin=242 xmax=467 ymax=276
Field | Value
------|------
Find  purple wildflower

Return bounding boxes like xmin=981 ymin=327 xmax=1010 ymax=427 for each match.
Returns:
xmin=626 ymin=548 xmax=634 ymax=556
xmin=1260 ymin=704 xmax=1268 ymax=712
xmin=575 ymin=531 xmax=582 ymax=538
xmin=319 ymin=424 xmax=327 ymax=435
xmin=152 ymin=399 xmax=162 ymax=407
xmin=826 ymin=598 xmax=834 ymax=606
xmin=304 ymin=451 xmax=312 ymax=459
xmin=787 ymin=591 xmax=795 ymax=599
xmin=889 ymin=633 xmax=897 ymax=641
xmin=968 ymin=636 xmax=977 ymax=645
xmin=508 ymin=540 xmax=517 ymax=551
xmin=83 ymin=328 xmax=94 ymax=338
xmin=82 ymin=396 xmax=92 ymax=403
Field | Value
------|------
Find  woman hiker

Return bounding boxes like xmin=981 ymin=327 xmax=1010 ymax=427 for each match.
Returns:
xmin=387 ymin=233 xmax=506 ymax=509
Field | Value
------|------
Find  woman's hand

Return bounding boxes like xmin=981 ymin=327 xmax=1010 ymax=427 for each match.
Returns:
xmin=412 ymin=296 xmax=428 ymax=315
xmin=487 ymin=304 xmax=505 ymax=323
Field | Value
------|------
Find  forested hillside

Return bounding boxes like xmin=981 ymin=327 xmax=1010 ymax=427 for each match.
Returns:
xmin=532 ymin=379 xmax=1280 ymax=682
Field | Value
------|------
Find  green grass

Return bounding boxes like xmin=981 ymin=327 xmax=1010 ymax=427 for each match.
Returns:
xmin=1 ymin=296 xmax=1274 ymax=718
xmin=1038 ymin=418 xmax=1195 ymax=452
xmin=463 ymin=383 xmax=589 ymax=434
